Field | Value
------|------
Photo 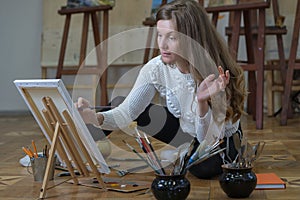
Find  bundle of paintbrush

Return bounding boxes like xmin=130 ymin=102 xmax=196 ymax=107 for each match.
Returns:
xmin=125 ymin=122 xmax=225 ymax=176
xmin=171 ymin=138 xmax=226 ymax=175
xmin=124 ymin=122 xmax=166 ymax=175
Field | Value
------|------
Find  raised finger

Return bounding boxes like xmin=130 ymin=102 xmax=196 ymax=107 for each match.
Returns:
xmin=225 ymin=70 xmax=230 ymax=78
xmin=218 ymin=66 xmax=224 ymax=75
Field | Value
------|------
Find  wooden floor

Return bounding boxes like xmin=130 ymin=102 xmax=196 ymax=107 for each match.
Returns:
xmin=1 ymin=113 xmax=300 ymax=199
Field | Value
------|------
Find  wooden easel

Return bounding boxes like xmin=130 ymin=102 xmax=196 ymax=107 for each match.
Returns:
xmin=56 ymin=5 xmax=112 ymax=106
xmin=38 ymin=96 xmax=106 ymax=199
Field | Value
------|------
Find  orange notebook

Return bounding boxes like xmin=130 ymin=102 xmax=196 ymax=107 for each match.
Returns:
xmin=255 ymin=173 xmax=286 ymax=190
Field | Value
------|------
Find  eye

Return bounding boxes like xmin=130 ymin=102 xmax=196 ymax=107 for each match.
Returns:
xmin=169 ymin=35 xmax=176 ymax=41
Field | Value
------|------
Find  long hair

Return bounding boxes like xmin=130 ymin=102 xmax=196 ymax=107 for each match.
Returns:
xmin=156 ymin=0 xmax=247 ymax=122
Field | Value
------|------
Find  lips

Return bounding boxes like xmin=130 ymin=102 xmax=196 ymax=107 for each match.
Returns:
xmin=161 ymin=51 xmax=171 ymax=57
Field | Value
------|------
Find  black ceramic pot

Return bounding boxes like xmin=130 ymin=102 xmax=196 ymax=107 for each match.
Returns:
xmin=219 ymin=164 xmax=257 ymax=198
xmin=151 ymin=173 xmax=190 ymax=200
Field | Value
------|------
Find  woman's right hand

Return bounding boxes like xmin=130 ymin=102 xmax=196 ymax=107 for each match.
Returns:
xmin=75 ymin=97 xmax=100 ymax=126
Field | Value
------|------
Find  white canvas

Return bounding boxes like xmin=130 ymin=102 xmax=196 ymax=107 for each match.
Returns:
xmin=14 ymin=79 xmax=110 ymax=174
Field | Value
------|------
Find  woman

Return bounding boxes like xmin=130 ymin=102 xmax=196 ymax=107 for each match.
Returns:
xmin=77 ymin=0 xmax=247 ymax=179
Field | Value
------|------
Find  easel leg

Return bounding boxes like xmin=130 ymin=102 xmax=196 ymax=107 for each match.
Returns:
xmin=63 ymin=110 xmax=107 ymax=190
xmin=43 ymin=109 xmax=80 ymax=185
xmin=39 ymin=122 xmax=60 ymax=199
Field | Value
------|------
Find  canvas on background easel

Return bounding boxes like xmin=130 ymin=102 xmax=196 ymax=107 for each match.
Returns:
xmin=14 ymin=79 xmax=110 ymax=199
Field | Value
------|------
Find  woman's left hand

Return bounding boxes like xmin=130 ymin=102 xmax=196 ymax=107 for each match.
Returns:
xmin=197 ymin=66 xmax=230 ymax=103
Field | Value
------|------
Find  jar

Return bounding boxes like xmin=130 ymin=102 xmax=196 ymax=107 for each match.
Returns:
xmin=151 ymin=173 xmax=190 ymax=200
xmin=219 ymin=164 xmax=257 ymax=198
xmin=96 ymin=139 xmax=112 ymax=158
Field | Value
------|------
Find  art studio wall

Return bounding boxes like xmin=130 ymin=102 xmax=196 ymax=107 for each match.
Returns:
xmin=0 ymin=0 xmax=298 ymax=114
xmin=0 ymin=0 xmax=43 ymax=113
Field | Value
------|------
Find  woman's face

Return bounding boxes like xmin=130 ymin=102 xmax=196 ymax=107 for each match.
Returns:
xmin=157 ymin=20 xmax=180 ymax=64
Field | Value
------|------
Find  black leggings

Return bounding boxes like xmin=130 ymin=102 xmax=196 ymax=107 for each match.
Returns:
xmin=101 ymin=96 xmax=194 ymax=146
xmin=91 ymin=96 xmax=241 ymax=179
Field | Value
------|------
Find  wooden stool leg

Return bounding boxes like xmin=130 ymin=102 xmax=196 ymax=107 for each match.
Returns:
xmin=281 ymin=0 xmax=300 ymax=125
xmin=91 ymin=12 xmax=101 ymax=59
xmin=151 ymin=31 xmax=160 ymax=59
xmin=228 ymin=11 xmax=241 ymax=58
xmin=91 ymin=12 xmax=104 ymax=106
xmin=243 ymin=10 xmax=256 ymax=117
xmin=143 ymin=25 xmax=155 ymax=64
xmin=100 ymin=10 xmax=109 ymax=105
xmin=56 ymin=14 xmax=71 ymax=79
xmin=248 ymin=72 xmax=257 ymax=117
xmin=266 ymin=71 xmax=274 ymax=116
xmin=255 ymin=8 xmax=266 ymax=129
xmin=271 ymin=0 xmax=286 ymax=80
xmin=211 ymin=12 xmax=219 ymax=27
xmin=88 ymin=11 xmax=108 ymax=106
xmin=79 ymin=13 xmax=89 ymax=66
xmin=228 ymin=10 xmax=258 ymax=119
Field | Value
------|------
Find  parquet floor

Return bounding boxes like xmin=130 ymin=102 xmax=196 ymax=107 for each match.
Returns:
xmin=0 ymin=113 xmax=300 ymax=199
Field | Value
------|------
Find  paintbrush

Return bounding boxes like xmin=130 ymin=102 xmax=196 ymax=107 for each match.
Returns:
xmin=128 ymin=121 xmax=165 ymax=175
xmin=143 ymin=132 xmax=166 ymax=175
xmin=185 ymin=147 xmax=226 ymax=171
xmin=122 ymin=140 xmax=160 ymax=174
xmin=116 ymin=164 xmax=149 ymax=177
xmin=78 ymin=105 xmax=114 ymax=111
xmin=179 ymin=138 xmax=197 ymax=174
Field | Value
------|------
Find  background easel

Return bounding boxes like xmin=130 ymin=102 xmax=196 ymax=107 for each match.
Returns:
xmin=39 ymin=96 xmax=106 ymax=199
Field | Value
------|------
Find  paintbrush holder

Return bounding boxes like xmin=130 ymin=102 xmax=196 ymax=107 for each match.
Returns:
xmin=96 ymin=139 xmax=112 ymax=159
xmin=151 ymin=173 xmax=190 ymax=200
xmin=219 ymin=164 xmax=257 ymax=198
xmin=29 ymin=156 xmax=56 ymax=182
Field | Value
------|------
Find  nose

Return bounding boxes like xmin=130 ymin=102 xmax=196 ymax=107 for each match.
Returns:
xmin=158 ymin=37 xmax=168 ymax=50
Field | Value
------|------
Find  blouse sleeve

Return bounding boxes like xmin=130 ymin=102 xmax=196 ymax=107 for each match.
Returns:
xmin=100 ymin=64 xmax=157 ymax=130
xmin=195 ymin=107 xmax=213 ymax=142
xmin=195 ymin=107 xmax=240 ymax=144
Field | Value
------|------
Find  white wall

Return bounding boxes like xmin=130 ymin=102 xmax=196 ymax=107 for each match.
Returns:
xmin=0 ymin=0 xmax=298 ymax=113
xmin=0 ymin=0 xmax=43 ymax=113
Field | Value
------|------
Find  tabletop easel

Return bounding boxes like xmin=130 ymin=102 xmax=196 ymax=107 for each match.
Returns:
xmin=38 ymin=96 xmax=106 ymax=199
